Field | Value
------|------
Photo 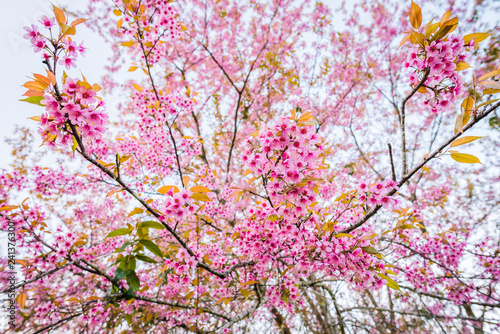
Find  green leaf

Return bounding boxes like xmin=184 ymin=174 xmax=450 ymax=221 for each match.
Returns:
xmin=136 ymin=254 xmax=158 ymax=263
xmin=378 ymin=273 xmax=401 ymax=291
xmin=138 ymin=221 xmax=165 ymax=230
xmin=138 ymin=239 xmax=163 ymax=258
xmin=119 ymin=241 xmax=134 ymax=252
xmin=114 ymin=268 xmax=131 ymax=280
xmin=127 ymin=257 xmax=136 ymax=271
xmin=20 ymin=96 xmax=44 ymax=106
xmin=432 ymin=22 xmax=456 ymax=42
xmin=105 ymin=228 xmax=131 ymax=238
xmin=126 ymin=271 xmax=140 ymax=291
xmin=361 ymin=246 xmax=379 ymax=255
xmin=450 ymin=152 xmax=481 ymax=164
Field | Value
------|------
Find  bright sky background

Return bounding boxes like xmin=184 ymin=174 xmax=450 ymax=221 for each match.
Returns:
xmin=0 ymin=0 xmax=111 ymax=168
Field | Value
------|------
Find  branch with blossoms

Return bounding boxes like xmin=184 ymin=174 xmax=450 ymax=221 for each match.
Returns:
xmin=8 ymin=1 xmax=500 ymax=332
xmin=25 ymin=6 xmax=255 ymax=282
xmin=341 ymin=99 xmax=500 ymax=234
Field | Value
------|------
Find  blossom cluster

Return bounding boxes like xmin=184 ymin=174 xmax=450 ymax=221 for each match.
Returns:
xmin=357 ymin=179 xmax=399 ymax=208
xmin=243 ymin=116 xmax=323 ymax=217
xmin=23 ymin=19 xmax=86 ymax=68
xmin=113 ymin=0 xmax=181 ymax=64
xmin=405 ymin=34 xmax=472 ymax=113
xmin=23 ymin=12 xmax=107 ymax=147
xmin=40 ymin=79 xmax=108 ymax=145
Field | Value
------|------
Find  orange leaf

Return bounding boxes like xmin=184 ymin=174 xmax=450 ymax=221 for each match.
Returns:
xmin=23 ymin=81 xmax=46 ymax=91
xmin=0 ymin=205 xmax=19 ymax=211
xmin=121 ymin=41 xmax=135 ymax=47
xmin=409 ymin=1 xmax=422 ymax=29
xmin=158 ymin=185 xmax=179 ymax=194
xmin=17 ymin=292 xmax=27 ymax=308
xmin=190 ymin=186 xmax=210 ymax=193
xmin=53 ymin=5 xmax=66 ymax=25
xmin=439 ymin=10 xmax=451 ymax=27
xmin=28 ymin=116 xmax=42 ymax=122
xmin=45 ymin=70 xmax=56 ymax=85
xmin=33 ymin=74 xmax=50 ymax=86
xmin=71 ymin=18 xmax=87 ymax=27
xmin=132 ymin=84 xmax=143 ymax=92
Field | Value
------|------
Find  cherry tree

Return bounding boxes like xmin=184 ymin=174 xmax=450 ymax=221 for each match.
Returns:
xmin=2 ymin=0 xmax=500 ymax=333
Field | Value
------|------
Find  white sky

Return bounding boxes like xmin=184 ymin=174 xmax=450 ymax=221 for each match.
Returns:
xmin=0 ymin=0 xmax=111 ymax=168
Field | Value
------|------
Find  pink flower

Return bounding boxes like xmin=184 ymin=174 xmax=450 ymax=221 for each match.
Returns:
xmin=78 ymin=41 xmax=87 ymax=57
xmin=32 ymin=36 xmax=47 ymax=53
xmin=63 ymin=78 xmax=80 ymax=95
xmin=23 ymin=24 xmax=39 ymax=41
xmin=59 ymin=56 xmax=77 ymax=70
xmin=63 ymin=101 xmax=88 ymax=125
xmin=64 ymin=38 xmax=78 ymax=58
xmin=39 ymin=15 xmax=55 ymax=29
xmin=76 ymin=86 xmax=97 ymax=105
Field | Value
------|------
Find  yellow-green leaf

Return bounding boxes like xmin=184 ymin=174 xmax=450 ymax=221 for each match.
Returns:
xmin=105 ymin=228 xmax=131 ymax=238
xmin=463 ymin=32 xmax=492 ymax=45
xmin=239 ymin=289 xmax=250 ymax=299
xmin=450 ymin=136 xmax=483 ymax=147
xmin=478 ymin=70 xmax=500 ymax=82
xmin=20 ymin=96 xmax=44 ymax=106
xmin=378 ymin=273 xmax=401 ymax=291
xmin=241 ymin=280 xmax=260 ymax=286
xmin=478 ymin=80 xmax=500 ymax=89
xmin=138 ymin=221 xmax=165 ymax=230
xmin=476 ymin=99 xmax=499 ymax=108
xmin=450 ymin=152 xmax=481 ymax=164
xmin=361 ymin=246 xmax=379 ymax=255
xmin=190 ymin=193 xmax=211 ymax=202
xmin=461 ymin=96 xmax=474 ymax=112
xmin=455 ymin=62 xmax=471 ymax=71
xmin=335 ymin=233 xmax=354 ymax=238
xmin=128 ymin=207 xmax=144 ymax=217
xmin=60 ymin=23 xmax=76 ymax=36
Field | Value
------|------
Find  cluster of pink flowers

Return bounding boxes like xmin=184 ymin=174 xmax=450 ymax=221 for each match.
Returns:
xmin=405 ymin=34 xmax=472 ymax=113
xmin=31 ymin=166 xmax=86 ymax=196
xmin=232 ymin=118 xmax=390 ymax=296
xmin=114 ymin=0 xmax=181 ymax=64
xmin=23 ymin=14 xmax=105 ymax=147
xmin=23 ymin=19 xmax=86 ymax=66
xmin=357 ymin=179 xmax=399 ymax=208
xmin=162 ymin=188 xmax=198 ymax=220
xmin=39 ymin=79 xmax=107 ymax=145
xmin=243 ymin=116 xmax=322 ymax=217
